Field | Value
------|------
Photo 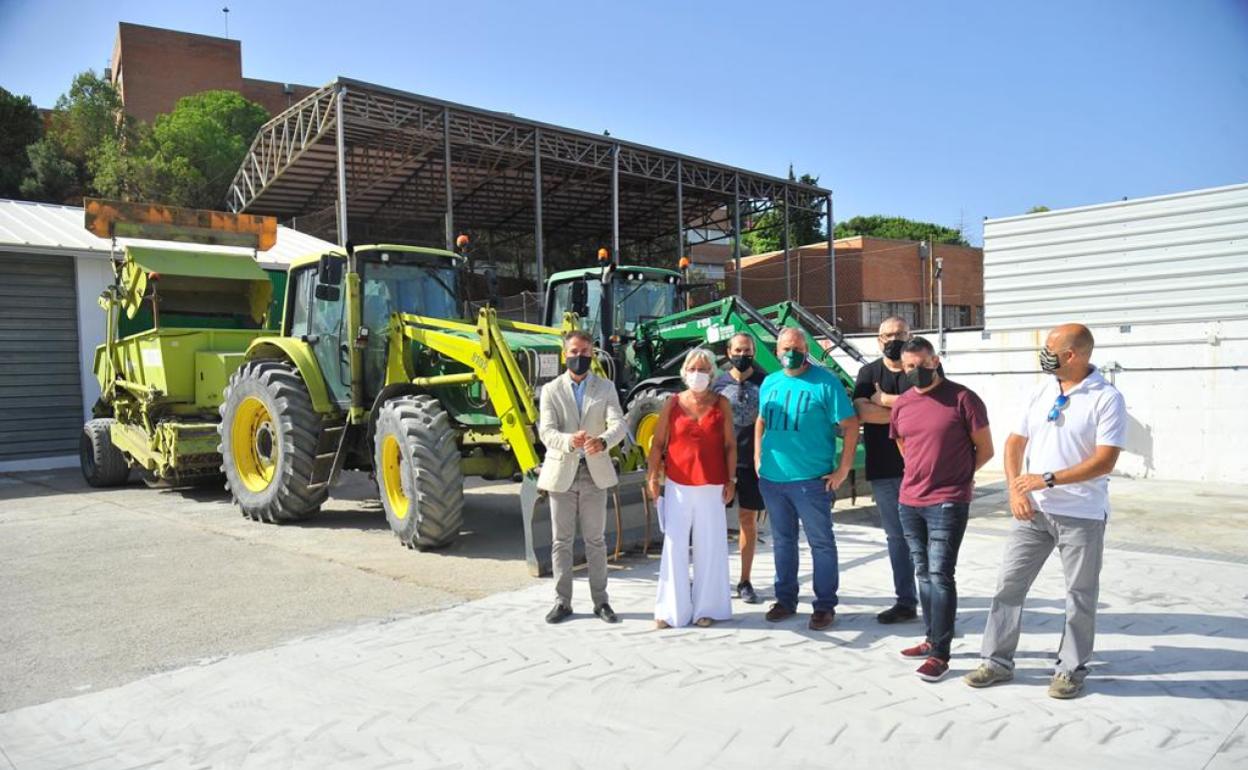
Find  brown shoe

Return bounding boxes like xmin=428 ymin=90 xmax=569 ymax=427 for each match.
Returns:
xmin=765 ymin=603 xmax=796 ymax=622
xmin=808 ymin=609 xmax=836 ymax=630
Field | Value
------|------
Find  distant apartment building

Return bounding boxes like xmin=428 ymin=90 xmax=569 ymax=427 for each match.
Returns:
xmin=108 ymin=22 xmax=314 ymax=122
xmin=727 ymin=236 xmax=984 ymax=333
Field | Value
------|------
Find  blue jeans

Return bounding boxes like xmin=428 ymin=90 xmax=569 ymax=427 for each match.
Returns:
xmin=759 ymin=477 xmax=838 ymax=612
xmin=898 ymin=501 xmax=969 ymax=660
xmin=870 ymin=477 xmax=918 ymax=608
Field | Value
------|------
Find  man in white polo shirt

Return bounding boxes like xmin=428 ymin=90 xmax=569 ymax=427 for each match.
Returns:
xmin=964 ymin=323 xmax=1127 ymax=699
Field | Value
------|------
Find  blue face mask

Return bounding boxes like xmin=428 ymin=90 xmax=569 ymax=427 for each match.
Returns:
xmin=781 ymin=349 xmax=806 ymax=370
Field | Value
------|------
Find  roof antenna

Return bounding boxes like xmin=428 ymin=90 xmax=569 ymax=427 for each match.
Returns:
xmin=222 ymin=6 xmax=230 ymax=39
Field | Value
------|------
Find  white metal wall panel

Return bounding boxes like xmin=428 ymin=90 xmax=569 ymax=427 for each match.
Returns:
xmin=982 ymin=183 xmax=1248 ymax=331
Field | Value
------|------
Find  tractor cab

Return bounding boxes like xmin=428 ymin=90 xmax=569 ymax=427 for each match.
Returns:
xmin=287 ymin=244 xmax=463 ymax=406
xmin=543 ymin=263 xmax=682 ymax=348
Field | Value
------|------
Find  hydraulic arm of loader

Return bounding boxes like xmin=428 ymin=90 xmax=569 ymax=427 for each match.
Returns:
xmin=386 ymin=307 xmax=562 ymax=475
xmin=762 ymin=300 xmax=868 ymax=369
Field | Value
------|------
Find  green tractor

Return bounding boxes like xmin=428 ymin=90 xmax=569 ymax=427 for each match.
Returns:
xmin=541 ymin=257 xmax=868 ymax=480
xmin=217 ymin=242 xmax=569 ymax=548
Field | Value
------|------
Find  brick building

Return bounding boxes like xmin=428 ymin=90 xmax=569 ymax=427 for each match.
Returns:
xmin=726 ymin=236 xmax=984 ymax=333
xmin=109 ymin=22 xmax=314 ymax=123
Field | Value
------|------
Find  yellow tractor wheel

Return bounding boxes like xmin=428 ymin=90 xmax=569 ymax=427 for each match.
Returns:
xmin=625 ymin=388 xmax=675 ymax=455
xmin=218 ymin=360 xmax=327 ymax=523
xmin=373 ymin=394 xmax=464 ymax=549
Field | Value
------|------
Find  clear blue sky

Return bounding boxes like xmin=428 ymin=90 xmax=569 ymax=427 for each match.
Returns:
xmin=2 ymin=0 xmax=1245 ymax=244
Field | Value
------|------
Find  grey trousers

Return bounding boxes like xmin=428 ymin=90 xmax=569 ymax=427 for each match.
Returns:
xmin=980 ymin=510 xmax=1106 ymax=679
xmin=548 ymin=464 xmax=609 ymax=608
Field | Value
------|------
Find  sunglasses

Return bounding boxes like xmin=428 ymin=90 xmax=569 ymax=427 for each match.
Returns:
xmin=1047 ymin=393 xmax=1070 ymax=422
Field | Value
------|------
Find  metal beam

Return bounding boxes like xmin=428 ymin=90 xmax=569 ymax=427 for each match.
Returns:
xmin=675 ymin=158 xmax=684 ymax=264
xmin=734 ymin=174 xmax=742 ymax=297
xmin=782 ymin=185 xmax=790 ymax=301
xmin=443 ymin=109 xmax=453 ymax=250
xmin=534 ymin=127 xmax=545 ymax=306
xmin=611 ymin=143 xmax=620 ymax=264
xmin=335 ymin=85 xmax=349 ymax=246
xmin=827 ymin=194 xmax=836 ymax=325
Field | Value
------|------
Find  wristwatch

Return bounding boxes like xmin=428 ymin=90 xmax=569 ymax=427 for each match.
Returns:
xmin=1042 ymin=471 xmax=1056 ymax=488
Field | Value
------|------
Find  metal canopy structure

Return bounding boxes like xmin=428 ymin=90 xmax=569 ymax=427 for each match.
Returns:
xmin=227 ymin=77 xmax=837 ymax=317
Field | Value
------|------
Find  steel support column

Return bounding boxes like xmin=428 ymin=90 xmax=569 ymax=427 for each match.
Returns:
xmin=611 ymin=143 xmax=620 ymax=264
xmin=533 ymin=127 xmax=545 ymax=311
xmin=827 ymin=194 xmax=836 ymax=324
xmin=443 ymin=109 xmax=453 ymax=250
xmin=335 ymin=86 xmax=349 ymax=246
xmin=733 ymin=174 xmax=742 ymax=297
xmin=783 ymin=186 xmax=791 ymax=301
xmin=676 ymin=158 xmax=684 ymax=264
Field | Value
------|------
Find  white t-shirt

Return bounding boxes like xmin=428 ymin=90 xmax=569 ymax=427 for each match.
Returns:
xmin=1015 ymin=366 xmax=1127 ymax=520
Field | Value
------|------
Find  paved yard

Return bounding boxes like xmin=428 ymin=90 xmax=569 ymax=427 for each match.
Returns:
xmin=1 ymin=479 xmax=1245 ymax=768
xmin=0 ymin=468 xmax=538 ymax=712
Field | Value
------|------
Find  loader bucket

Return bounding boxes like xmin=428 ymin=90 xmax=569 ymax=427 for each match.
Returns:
xmin=520 ymin=469 xmax=661 ymax=577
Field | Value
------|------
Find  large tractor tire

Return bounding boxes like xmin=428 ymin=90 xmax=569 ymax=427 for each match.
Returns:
xmin=373 ymin=394 xmax=464 ymax=549
xmin=80 ymin=418 xmax=129 ymax=487
xmin=626 ymin=388 xmax=676 ymax=456
xmin=218 ymin=360 xmax=327 ymax=523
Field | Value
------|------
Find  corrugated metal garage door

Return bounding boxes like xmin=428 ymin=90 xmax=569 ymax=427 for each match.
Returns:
xmin=0 ymin=252 xmax=83 ymax=461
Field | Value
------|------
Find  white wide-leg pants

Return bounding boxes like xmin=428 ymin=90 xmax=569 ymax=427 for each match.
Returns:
xmin=654 ymin=480 xmax=732 ymax=627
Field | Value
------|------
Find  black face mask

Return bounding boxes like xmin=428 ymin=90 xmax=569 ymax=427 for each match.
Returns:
xmin=905 ymin=366 xmax=937 ymax=389
xmin=567 ymin=355 xmax=592 ymax=376
xmin=730 ymin=354 xmax=754 ymax=372
xmin=883 ymin=339 xmax=905 ymax=361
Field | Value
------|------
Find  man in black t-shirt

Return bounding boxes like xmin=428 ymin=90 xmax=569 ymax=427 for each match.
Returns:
xmin=852 ymin=316 xmax=919 ymax=624
xmin=713 ymin=332 xmax=767 ymax=604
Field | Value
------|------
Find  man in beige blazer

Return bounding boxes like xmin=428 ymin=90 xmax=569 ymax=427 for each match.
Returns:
xmin=537 ymin=330 xmax=628 ymax=624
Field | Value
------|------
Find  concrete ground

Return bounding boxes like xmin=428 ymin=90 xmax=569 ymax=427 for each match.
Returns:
xmin=1 ymin=468 xmax=1245 ymax=768
xmin=0 ymin=468 xmax=538 ymax=712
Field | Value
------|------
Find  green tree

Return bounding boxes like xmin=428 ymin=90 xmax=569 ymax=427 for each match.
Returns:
xmin=19 ymin=70 xmax=135 ymax=203
xmin=128 ymin=90 xmax=269 ymax=207
xmin=1026 ymin=205 xmax=1050 ymax=213
xmin=0 ymin=87 xmax=43 ymax=198
xmin=833 ymin=215 xmax=967 ymax=246
xmin=742 ymin=167 xmax=826 ymax=254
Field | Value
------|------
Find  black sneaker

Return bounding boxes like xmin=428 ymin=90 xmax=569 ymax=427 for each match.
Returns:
xmin=876 ymin=603 xmax=918 ymax=624
xmin=545 ymin=602 xmax=572 ymax=624
xmin=737 ymin=580 xmax=761 ymax=604
xmin=594 ymin=603 xmax=619 ymax=624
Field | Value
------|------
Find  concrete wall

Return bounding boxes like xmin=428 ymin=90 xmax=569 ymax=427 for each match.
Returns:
xmin=75 ymin=256 xmax=112 ymax=423
xmin=829 ymin=320 xmax=1248 ymax=484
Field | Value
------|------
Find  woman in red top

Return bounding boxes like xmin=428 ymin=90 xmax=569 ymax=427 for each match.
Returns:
xmin=646 ymin=347 xmax=737 ymax=628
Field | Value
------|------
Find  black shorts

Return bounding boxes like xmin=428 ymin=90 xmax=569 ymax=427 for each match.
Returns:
xmin=734 ymin=466 xmax=765 ymax=511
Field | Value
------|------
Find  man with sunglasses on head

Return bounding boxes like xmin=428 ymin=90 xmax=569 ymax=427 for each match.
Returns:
xmin=965 ymin=324 xmax=1127 ymax=699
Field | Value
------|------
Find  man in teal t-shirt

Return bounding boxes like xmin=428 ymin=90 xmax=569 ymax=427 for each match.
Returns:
xmin=755 ymin=328 xmax=859 ymax=630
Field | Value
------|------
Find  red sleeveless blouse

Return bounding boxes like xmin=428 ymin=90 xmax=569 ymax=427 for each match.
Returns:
xmin=663 ymin=396 xmax=729 ymax=486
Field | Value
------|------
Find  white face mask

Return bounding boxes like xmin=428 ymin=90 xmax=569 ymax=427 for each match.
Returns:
xmin=685 ymin=370 xmax=711 ymax=392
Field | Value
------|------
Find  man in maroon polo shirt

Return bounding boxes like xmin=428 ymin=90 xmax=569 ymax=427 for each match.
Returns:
xmin=889 ymin=337 xmax=994 ymax=682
